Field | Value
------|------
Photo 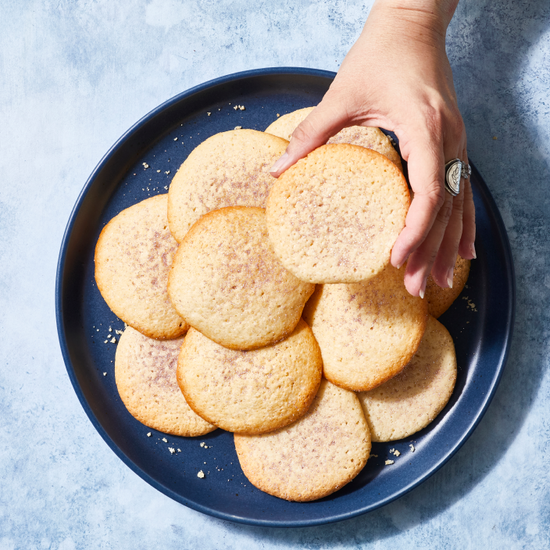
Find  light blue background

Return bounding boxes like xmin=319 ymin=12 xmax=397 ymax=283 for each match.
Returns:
xmin=1 ymin=1 xmax=549 ymax=548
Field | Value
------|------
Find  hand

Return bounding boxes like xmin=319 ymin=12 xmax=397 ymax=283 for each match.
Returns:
xmin=270 ymin=0 xmax=476 ymax=297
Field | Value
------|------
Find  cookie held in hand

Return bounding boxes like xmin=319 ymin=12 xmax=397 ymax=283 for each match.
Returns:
xmin=266 ymin=144 xmax=410 ymax=284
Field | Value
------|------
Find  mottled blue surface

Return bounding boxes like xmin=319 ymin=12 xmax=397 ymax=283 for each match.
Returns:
xmin=1 ymin=0 xmax=549 ymax=548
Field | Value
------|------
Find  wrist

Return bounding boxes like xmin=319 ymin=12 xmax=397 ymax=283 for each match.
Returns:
xmin=370 ymin=0 xmax=458 ymax=38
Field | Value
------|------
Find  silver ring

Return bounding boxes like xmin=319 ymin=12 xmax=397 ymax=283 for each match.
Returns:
xmin=444 ymin=159 xmax=471 ymax=196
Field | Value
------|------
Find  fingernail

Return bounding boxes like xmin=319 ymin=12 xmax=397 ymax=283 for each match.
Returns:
xmin=446 ymin=267 xmax=454 ymax=289
xmin=269 ymin=152 xmax=290 ymax=175
xmin=470 ymin=243 xmax=477 ymax=260
xmin=419 ymin=278 xmax=427 ymax=300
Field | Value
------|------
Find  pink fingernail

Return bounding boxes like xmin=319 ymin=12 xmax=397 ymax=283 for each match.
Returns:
xmin=419 ymin=278 xmax=427 ymax=300
xmin=446 ymin=267 xmax=454 ymax=289
xmin=470 ymin=243 xmax=477 ymax=260
xmin=269 ymin=152 xmax=290 ymax=175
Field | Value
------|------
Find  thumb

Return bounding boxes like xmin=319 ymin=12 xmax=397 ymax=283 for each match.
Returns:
xmin=270 ymin=99 xmax=350 ymax=177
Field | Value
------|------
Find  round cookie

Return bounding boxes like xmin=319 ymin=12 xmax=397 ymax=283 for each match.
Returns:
xmin=167 ymin=129 xmax=288 ymax=243
xmin=168 ymin=206 xmax=315 ymax=350
xmin=266 ymin=144 xmax=410 ymax=284
xmin=358 ymin=315 xmax=457 ymax=442
xmin=303 ymin=264 xmax=428 ymax=392
xmin=114 ymin=326 xmax=216 ymax=437
xmin=425 ymin=255 xmax=471 ymax=318
xmin=234 ymin=379 xmax=371 ymax=502
xmin=265 ymin=106 xmax=402 ymax=170
xmin=95 ymin=194 xmax=188 ymax=339
xmin=177 ymin=320 xmax=323 ymax=435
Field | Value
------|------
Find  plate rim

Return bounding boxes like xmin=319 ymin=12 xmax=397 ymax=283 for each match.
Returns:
xmin=55 ymin=67 xmax=516 ymax=527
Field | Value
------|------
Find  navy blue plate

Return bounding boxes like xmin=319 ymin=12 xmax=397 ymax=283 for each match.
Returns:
xmin=56 ymin=68 xmax=515 ymax=527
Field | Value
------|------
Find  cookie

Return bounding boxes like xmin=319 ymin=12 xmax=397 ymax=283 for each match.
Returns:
xmin=265 ymin=106 xmax=402 ymax=170
xmin=167 ymin=129 xmax=288 ymax=243
xmin=358 ymin=315 xmax=457 ymax=442
xmin=114 ymin=326 xmax=216 ymax=437
xmin=168 ymin=206 xmax=315 ymax=350
xmin=266 ymin=144 xmax=410 ymax=284
xmin=303 ymin=264 xmax=428 ymax=392
xmin=426 ymin=255 xmax=471 ymax=318
xmin=95 ymin=194 xmax=188 ymax=339
xmin=234 ymin=379 xmax=371 ymax=502
xmin=177 ymin=320 xmax=322 ymax=435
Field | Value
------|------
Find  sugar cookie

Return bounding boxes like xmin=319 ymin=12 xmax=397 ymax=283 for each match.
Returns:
xmin=167 ymin=129 xmax=288 ymax=242
xmin=114 ymin=326 xmax=216 ymax=437
xmin=303 ymin=264 xmax=428 ymax=391
xmin=95 ymin=194 xmax=187 ymax=339
xmin=358 ymin=315 xmax=457 ymax=442
xmin=177 ymin=321 xmax=322 ymax=434
xmin=234 ymin=379 xmax=371 ymax=502
xmin=168 ymin=206 xmax=315 ymax=350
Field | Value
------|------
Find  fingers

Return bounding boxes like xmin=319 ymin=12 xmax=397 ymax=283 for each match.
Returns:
xmin=429 ymin=146 xmax=468 ymax=287
xmin=402 ymin=191 xmax=454 ymax=297
xmin=390 ymin=135 xmax=446 ymax=272
xmin=270 ymin=95 xmax=349 ymax=177
xmin=403 ymin=150 xmax=473 ymax=296
xmin=430 ymin=190 xmax=464 ymax=288
xmin=392 ymin=123 xmax=471 ymax=296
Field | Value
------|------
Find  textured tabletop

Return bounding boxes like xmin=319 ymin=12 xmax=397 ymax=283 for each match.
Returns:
xmin=1 ymin=1 xmax=549 ymax=548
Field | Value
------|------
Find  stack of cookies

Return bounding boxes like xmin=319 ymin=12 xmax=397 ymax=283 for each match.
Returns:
xmin=94 ymin=108 xmax=469 ymax=502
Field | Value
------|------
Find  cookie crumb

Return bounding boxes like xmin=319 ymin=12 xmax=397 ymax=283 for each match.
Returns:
xmin=162 ymin=437 xmax=168 ymax=443
xmin=409 ymin=444 xmax=415 ymax=452
xmin=197 ymin=470 xmax=205 ymax=479
xmin=147 ymin=432 xmax=152 ymax=437
xmin=142 ymin=162 xmax=149 ymax=169
xmin=385 ymin=460 xmax=395 ymax=465
xmin=207 ymin=112 xmax=211 ymax=116
xmin=461 ymin=296 xmax=478 ymax=312
xmin=168 ymin=447 xmax=176 ymax=454
xmin=174 ymin=137 xmax=178 ymax=141
xmin=103 ymin=372 xmax=107 ymax=376
xmin=234 ymin=126 xmax=242 ymax=130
